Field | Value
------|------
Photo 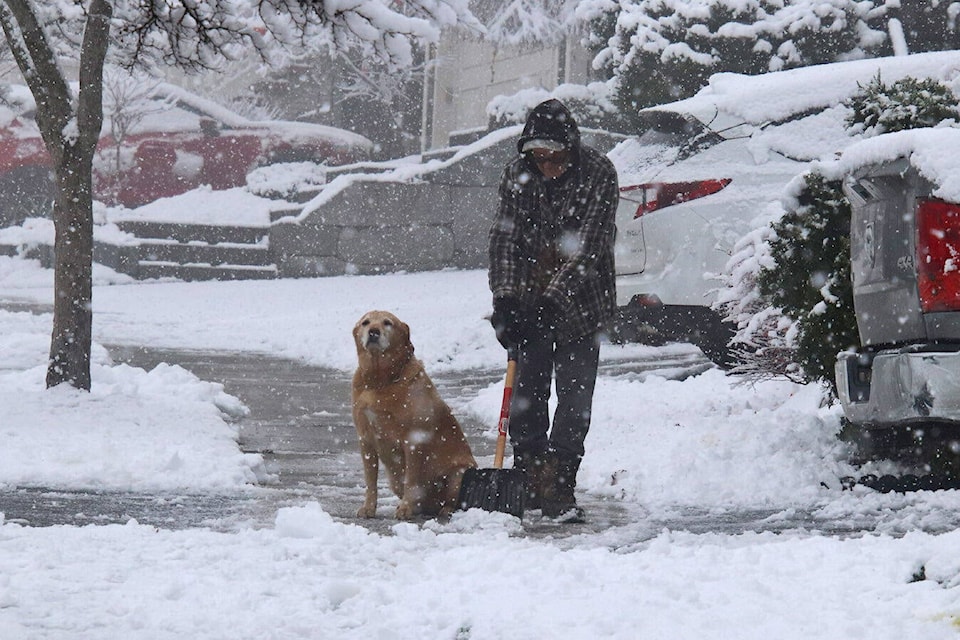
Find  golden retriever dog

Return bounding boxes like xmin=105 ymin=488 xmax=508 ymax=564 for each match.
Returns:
xmin=351 ymin=310 xmax=477 ymax=519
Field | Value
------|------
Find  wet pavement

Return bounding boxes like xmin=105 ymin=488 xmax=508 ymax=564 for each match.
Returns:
xmin=6 ymin=301 xmax=960 ymax=541
xmin=0 ymin=487 xmax=261 ymax=529
xmin=2 ymin=298 xmax=863 ymax=539
xmin=0 ymin=336 xmax=709 ymax=536
xmin=102 ymin=345 xmax=655 ymax=537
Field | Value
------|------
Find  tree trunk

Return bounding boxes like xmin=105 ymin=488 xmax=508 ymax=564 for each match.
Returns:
xmin=43 ymin=0 xmax=111 ymax=390
xmin=0 ymin=0 xmax=112 ymax=390
xmin=45 ymin=151 xmax=95 ymax=390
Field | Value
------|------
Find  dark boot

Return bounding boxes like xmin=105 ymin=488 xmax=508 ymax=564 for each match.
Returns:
xmin=513 ymin=447 xmax=547 ymax=510
xmin=541 ymin=450 xmax=586 ymax=523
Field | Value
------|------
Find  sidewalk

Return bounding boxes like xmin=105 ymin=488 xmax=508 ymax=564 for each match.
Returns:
xmin=1 ymin=340 xmax=635 ymax=535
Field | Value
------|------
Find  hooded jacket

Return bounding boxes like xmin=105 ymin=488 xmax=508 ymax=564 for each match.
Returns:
xmin=517 ymin=98 xmax=581 ymax=157
xmin=488 ymin=99 xmax=619 ymax=342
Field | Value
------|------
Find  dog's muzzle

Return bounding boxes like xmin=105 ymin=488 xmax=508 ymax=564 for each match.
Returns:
xmin=363 ymin=327 xmax=386 ymax=351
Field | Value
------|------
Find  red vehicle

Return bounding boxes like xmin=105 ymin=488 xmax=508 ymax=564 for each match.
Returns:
xmin=0 ymin=82 xmax=373 ymax=227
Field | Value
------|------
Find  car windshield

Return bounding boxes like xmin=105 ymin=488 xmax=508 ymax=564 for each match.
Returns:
xmin=634 ymin=110 xmax=724 ymax=161
xmin=123 ymin=98 xmax=218 ymax=135
xmin=636 ymin=127 xmax=686 ymax=146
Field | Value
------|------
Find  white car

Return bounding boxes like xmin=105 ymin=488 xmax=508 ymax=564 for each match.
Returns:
xmin=607 ymin=50 xmax=960 ymax=366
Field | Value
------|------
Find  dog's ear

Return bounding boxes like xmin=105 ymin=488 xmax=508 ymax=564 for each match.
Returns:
xmin=352 ymin=317 xmax=363 ymax=344
xmin=398 ymin=318 xmax=413 ymax=353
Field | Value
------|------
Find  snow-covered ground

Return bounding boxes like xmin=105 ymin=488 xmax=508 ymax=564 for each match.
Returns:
xmin=3 ymin=256 xmax=960 ymax=639
xmin=5 ymin=49 xmax=960 ymax=640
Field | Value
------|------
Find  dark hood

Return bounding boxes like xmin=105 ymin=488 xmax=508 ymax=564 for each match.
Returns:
xmin=517 ymin=99 xmax=581 ymax=155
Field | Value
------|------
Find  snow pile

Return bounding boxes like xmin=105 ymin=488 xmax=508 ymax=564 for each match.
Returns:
xmin=4 ymin=49 xmax=960 ymax=639
xmin=0 ymin=499 xmax=959 ymax=638
xmin=678 ymin=51 xmax=960 ymax=124
xmin=808 ymin=127 xmax=960 ymax=204
xmin=0 ymin=308 xmax=258 ymax=493
xmin=246 ymin=161 xmax=328 ymax=198
xmin=5 ymin=248 xmax=960 ymax=638
xmin=105 ymin=185 xmax=279 ymax=228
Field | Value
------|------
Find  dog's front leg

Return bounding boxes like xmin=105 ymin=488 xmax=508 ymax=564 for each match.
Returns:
xmin=396 ymin=441 xmax=427 ymax=520
xmin=357 ymin=438 xmax=380 ymax=518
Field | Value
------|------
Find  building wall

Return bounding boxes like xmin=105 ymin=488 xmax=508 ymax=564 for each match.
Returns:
xmin=425 ymin=33 xmax=593 ymax=150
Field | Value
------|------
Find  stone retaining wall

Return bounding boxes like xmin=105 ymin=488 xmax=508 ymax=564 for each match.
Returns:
xmin=270 ymin=138 xmax=513 ymax=277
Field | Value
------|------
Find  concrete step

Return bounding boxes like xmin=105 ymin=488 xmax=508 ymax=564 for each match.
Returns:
xmin=136 ymin=261 xmax=277 ymax=281
xmin=270 ymin=205 xmax=304 ymax=223
xmin=137 ymin=239 xmax=271 ymax=267
xmin=115 ymin=221 xmax=268 ymax=245
xmin=111 ymin=221 xmax=278 ymax=281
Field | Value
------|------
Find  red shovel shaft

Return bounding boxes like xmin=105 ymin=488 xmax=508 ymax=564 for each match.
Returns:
xmin=494 ymin=353 xmax=517 ymax=469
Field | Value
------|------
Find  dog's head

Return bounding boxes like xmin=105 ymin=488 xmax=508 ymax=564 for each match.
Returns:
xmin=353 ymin=310 xmax=414 ymax=362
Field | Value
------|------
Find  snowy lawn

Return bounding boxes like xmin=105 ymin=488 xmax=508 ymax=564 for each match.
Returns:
xmin=3 ymin=258 xmax=960 ymax=639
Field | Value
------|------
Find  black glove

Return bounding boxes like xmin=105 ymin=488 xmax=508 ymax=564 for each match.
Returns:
xmin=536 ymin=297 xmax=563 ymax=332
xmin=491 ymin=297 xmax=526 ymax=349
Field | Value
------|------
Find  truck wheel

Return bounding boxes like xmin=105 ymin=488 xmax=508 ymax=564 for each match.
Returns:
xmin=840 ymin=419 xmax=960 ymax=476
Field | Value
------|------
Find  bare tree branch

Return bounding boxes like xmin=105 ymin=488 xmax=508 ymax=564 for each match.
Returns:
xmin=76 ymin=0 xmax=112 ymax=151
xmin=0 ymin=0 xmax=479 ymax=391
xmin=0 ymin=0 xmax=72 ymax=159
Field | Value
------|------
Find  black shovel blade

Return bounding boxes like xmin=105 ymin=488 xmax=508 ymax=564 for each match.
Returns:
xmin=457 ymin=467 xmax=525 ymax=518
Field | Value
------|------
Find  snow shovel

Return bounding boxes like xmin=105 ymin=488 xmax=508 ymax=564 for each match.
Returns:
xmin=457 ymin=348 xmax=525 ymax=517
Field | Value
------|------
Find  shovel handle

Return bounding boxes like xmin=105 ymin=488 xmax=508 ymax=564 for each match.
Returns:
xmin=494 ymin=348 xmax=518 ymax=469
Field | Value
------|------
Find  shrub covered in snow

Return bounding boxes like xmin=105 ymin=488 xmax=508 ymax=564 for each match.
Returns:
xmin=246 ymin=162 xmax=327 ymax=199
xmin=486 ymin=81 xmax=627 ymax=131
xmin=756 ymin=172 xmax=858 ymax=393
xmin=845 ymin=73 xmax=960 ymax=137
xmin=577 ymin=0 xmax=888 ymax=121
xmin=724 ymin=72 xmax=960 ymax=391
xmin=714 ymin=211 xmax=802 ymax=384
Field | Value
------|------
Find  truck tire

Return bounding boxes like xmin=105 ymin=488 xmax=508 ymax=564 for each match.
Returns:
xmin=840 ymin=418 xmax=960 ymax=477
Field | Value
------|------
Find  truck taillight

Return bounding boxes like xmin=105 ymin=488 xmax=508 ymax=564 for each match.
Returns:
xmin=917 ymin=198 xmax=960 ymax=312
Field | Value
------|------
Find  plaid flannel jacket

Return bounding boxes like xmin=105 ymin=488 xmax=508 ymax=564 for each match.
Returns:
xmin=488 ymin=145 xmax=619 ymax=342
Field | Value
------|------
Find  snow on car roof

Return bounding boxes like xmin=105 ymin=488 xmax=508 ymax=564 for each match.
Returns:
xmin=652 ymin=50 xmax=960 ymax=126
xmin=613 ymin=51 xmax=960 ymax=190
xmin=144 ymin=83 xmax=373 ymax=150
xmin=0 ymin=80 xmax=372 ymax=151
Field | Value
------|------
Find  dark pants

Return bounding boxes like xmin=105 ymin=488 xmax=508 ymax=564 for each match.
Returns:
xmin=509 ymin=328 xmax=601 ymax=459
